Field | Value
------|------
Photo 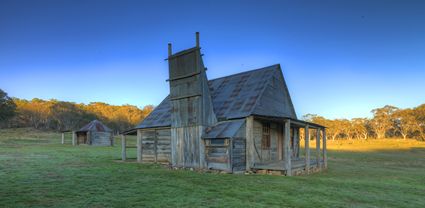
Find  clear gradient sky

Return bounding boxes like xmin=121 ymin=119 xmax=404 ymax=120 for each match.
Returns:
xmin=1 ymin=0 xmax=424 ymax=119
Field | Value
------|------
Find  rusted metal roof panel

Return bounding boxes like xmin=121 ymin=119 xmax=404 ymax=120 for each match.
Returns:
xmin=137 ymin=95 xmax=172 ymax=128
xmin=202 ymin=119 xmax=245 ymax=139
xmin=136 ymin=64 xmax=297 ymax=129
xmin=77 ymin=120 xmax=112 ymax=132
xmin=209 ymin=65 xmax=277 ymax=119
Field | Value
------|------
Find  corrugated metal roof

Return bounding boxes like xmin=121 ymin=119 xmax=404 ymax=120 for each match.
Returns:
xmin=202 ymin=119 xmax=245 ymax=139
xmin=136 ymin=95 xmax=172 ymax=129
xmin=136 ymin=64 xmax=297 ymax=129
xmin=77 ymin=120 xmax=112 ymax=132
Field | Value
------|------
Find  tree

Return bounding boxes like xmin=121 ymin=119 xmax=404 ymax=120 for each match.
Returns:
xmin=340 ymin=119 xmax=353 ymax=139
xmin=370 ymin=105 xmax=398 ymax=139
xmin=0 ymin=89 xmax=16 ymax=126
xmin=351 ymin=118 xmax=369 ymax=140
xmin=17 ymin=98 xmax=52 ymax=129
xmin=413 ymin=104 xmax=425 ymax=141
xmin=303 ymin=114 xmax=341 ymax=140
xmin=50 ymin=101 xmax=95 ymax=131
xmin=303 ymin=114 xmax=326 ymax=140
xmin=84 ymin=102 xmax=151 ymax=132
xmin=6 ymin=98 xmax=152 ymax=132
xmin=328 ymin=119 xmax=346 ymax=140
xmin=393 ymin=109 xmax=417 ymax=139
xmin=142 ymin=105 xmax=154 ymax=117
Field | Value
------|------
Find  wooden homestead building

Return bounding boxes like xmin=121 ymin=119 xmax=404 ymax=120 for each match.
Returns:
xmin=75 ymin=120 xmax=114 ymax=146
xmin=122 ymin=33 xmax=327 ymax=175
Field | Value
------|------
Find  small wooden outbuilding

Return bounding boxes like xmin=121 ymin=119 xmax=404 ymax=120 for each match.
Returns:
xmin=75 ymin=120 xmax=113 ymax=146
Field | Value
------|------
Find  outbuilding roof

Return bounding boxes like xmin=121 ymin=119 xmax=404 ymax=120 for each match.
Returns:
xmin=77 ymin=120 xmax=112 ymax=133
xmin=202 ymin=119 xmax=245 ymax=139
xmin=136 ymin=64 xmax=297 ymax=129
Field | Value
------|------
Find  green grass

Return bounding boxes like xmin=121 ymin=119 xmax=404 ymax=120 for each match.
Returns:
xmin=1 ymin=128 xmax=425 ymax=207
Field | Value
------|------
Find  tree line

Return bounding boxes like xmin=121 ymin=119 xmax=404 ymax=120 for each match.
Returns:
xmin=1 ymin=89 xmax=424 ymax=140
xmin=304 ymin=104 xmax=425 ymax=141
xmin=0 ymin=89 xmax=153 ymax=133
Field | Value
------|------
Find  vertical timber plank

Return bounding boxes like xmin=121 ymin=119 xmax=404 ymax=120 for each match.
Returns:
xmin=87 ymin=131 xmax=91 ymax=145
xmin=199 ymin=126 xmax=206 ymax=169
xmin=277 ymin=125 xmax=283 ymax=160
xmin=111 ymin=133 xmax=114 ymax=146
xmin=229 ymin=138 xmax=233 ymax=172
xmin=316 ymin=129 xmax=321 ymax=169
xmin=137 ymin=129 xmax=142 ymax=163
xmin=245 ymin=116 xmax=254 ymax=171
xmin=305 ymin=125 xmax=310 ymax=174
xmin=61 ymin=133 xmax=64 ymax=144
xmin=323 ymin=128 xmax=327 ymax=169
xmin=121 ymin=134 xmax=126 ymax=161
xmin=171 ymin=128 xmax=177 ymax=167
xmin=154 ymin=130 xmax=158 ymax=163
xmin=72 ymin=131 xmax=76 ymax=146
xmin=284 ymin=119 xmax=292 ymax=176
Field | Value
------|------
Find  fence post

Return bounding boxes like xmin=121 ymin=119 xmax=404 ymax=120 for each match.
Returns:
xmin=323 ymin=128 xmax=327 ymax=169
xmin=121 ymin=134 xmax=126 ymax=161
xmin=284 ymin=119 xmax=292 ymax=176
xmin=305 ymin=125 xmax=310 ymax=174
xmin=137 ymin=129 xmax=142 ymax=163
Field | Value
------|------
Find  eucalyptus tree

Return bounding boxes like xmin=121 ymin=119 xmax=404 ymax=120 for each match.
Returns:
xmin=370 ymin=105 xmax=398 ymax=139
xmin=0 ymin=89 xmax=16 ymax=126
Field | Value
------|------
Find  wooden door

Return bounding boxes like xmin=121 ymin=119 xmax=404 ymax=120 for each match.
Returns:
xmin=277 ymin=125 xmax=283 ymax=160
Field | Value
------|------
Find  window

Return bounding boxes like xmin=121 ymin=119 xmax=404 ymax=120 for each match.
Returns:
xmin=206 ymin=138 xmax=229 ymax=146
xmin=261 ymin=123 xmax=271 ymax=150
xmin=210 ymin=138 xmax=226 ymax=145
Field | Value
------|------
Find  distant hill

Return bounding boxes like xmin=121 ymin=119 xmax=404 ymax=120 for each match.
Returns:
xmin=2 ymin=97 xmax=154 ymax=132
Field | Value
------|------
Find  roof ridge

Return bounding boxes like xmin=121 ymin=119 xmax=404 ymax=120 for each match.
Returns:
xmin=78 ymin=119 xmax=112 ymax=132
xmin=208 ymin=64 xmax=280 ymax=82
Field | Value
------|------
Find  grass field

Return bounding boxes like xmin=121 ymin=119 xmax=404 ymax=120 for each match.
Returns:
xmin=1 ymin=128 xmax=425 ymax=207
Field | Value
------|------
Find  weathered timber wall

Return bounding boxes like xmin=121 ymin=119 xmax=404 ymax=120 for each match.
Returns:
xmin=253 ymin=120 xmax=262 ymax=162
xmin=171 ymin=126 xmax=204 ymax=168
xmin=91 ymin=131 xmax=113 ymax=146
xmin=171 ymin=97 xmax=200 ymax=127
xmin=168 ymin=47 xmax=216 ymax=169
xmin=168 ymin=48 xmax=216 ymax=128
xmin=140 ymin=128 xmax=171 ymax=163
xmin=232 ymin=137 xmax=246 ymax=172
xmin=252 ymin=120 xmax=280 ymax=162
xmin=204 ymin=123 xmax=246 ymax=172
xmin=205 ymin=138 xmax=231 ymax=171
xmin=251 ymin=120 xmax=303 ymax=164
xmin=141 ymin=130 xmax=156 ymax=162
xmin=157 ymin=129 xmax=172 ymax=162
xmin=270 ymin=123 xmax=279 ymax=160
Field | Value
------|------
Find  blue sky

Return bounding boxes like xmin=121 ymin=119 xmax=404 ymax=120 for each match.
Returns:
xmin=1 ymin=0 xmax=424 ymax=119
